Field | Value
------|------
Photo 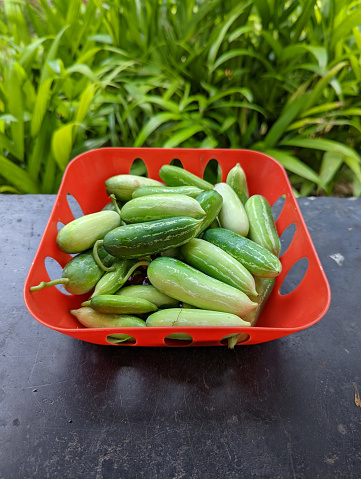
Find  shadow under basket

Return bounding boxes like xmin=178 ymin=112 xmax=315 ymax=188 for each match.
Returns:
xmin=23 ymin=148 xmax=331 ymax=347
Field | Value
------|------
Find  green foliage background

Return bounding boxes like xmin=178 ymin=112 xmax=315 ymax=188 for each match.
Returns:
xmin=1 ymin=0 xmax=361 ymax=196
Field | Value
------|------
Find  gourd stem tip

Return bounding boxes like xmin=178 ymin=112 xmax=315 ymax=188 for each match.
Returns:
xmin=30 ymin=277 xmax=69 ymax=291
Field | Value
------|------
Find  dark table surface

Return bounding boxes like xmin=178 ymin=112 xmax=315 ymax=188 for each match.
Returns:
xmin=1 ymin=195 xmax=360 ymax=479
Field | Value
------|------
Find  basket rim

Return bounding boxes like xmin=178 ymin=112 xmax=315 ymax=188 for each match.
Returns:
xmin=23 ymin=147 xmax=331 ymax=346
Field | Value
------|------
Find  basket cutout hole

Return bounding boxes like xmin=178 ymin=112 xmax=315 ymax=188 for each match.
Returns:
xmin=57 ymin=221 xmax=65 ymax=232
xmin=44 ymin=256 xmax=71 ymax=295
xmin=129 ymin=158 xmax=148 ymax=177
xmin=164 ymin=333 xmax=193 ymax=346
xmin=279 ymin=257 xmax=309 ymax=296
xmin=106 ymin=335 xmax=136 ymax=345
xmin=271 ymin=195 xmax=286 ymax=222
xmin=170 ymin=158 xmax=183 ymax=168
xmin=67 ymin=193 xmax=84 ymax=220
xmin=279 ymin=223 xmax=296 ymax=258
xmin=220 ymin=333 xmax=250 ymax=346
xmin=203 ymin=159 xmax=222 ymax=185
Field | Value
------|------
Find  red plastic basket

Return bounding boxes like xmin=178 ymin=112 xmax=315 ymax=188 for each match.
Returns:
xmin=23 ymin=148 xmax=331 ymax=347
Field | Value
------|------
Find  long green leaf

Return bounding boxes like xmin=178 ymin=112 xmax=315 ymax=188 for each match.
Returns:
xmin=65 ymin=0 xmax=82 ymax=52
xmin=287 ymin=117 xmax=361 ymax=133
xmin=300 ymin=102 xmax=343 ymax=118
xmin=41 ymin=152 xmax=57 ymax=194
xmin=0 ymin=133 xmax=21 ymax=159
xmin=138 ymin=96 xmax=180 ymax=114
xmin=353 ymin=26 xmax=361 ymax=50
xmin=39 ymin=26 xmax=68 ymax=85
xmin=71 ymin=1 xmax=100 ymax=54
xmin=208 ymin=101 xmax=267 ymax=116
xmin=353 ymin=177 xmax=361 ymax=196
xmin=89 ymin=33 xmax=113 ymax=44
xmin=28 ymin=111 xmax=56 ymax=184
xmin=207 ymin=1 xmax=252 ymax=68
xmin=210 ymin=49 xmax=274 ymax=73
xmin=7 ymin=62 xmax=24 ymax=161
xmin=66 ymin=64 xmax=98 ymax=84
xmin=93 ymin=0 xmax=119 ymax=46
xmin=343 ymin=108 xmax=361 ymax=116
xmin=343 ymin=156 xmax=361 ymax=183
xmin=134 ymin=112 xmax=179 ymax=147
xmin=291 ymin=0 xmax=317 ymax=43
xmin=37 ymin=0 xmax=64 ymax=33
xmin=4 ymin=0 xmax=31 ymax=45
xmin=25 ymin=2 xmax=47 ymax=38
xmin=228 ymin=25 xmax=253 ymax=43
xmin=331 ymin=5 xmax=361 ymax=47
xmin=260 ymin=31 xmax=283 ymax=58
xmin=280 ymin=137 xmax=361 ymax=163
xmin=163 ymin=125 xmax=204 ymax=148
xmin=263 ymin=148 xmax=326 ymax=188
xmin=349 ymin=52 xmax=361 ymax=81
xmin=75 ymin=84 xmax=98 ymax=126
xmin=319 ymin=151 xmax=344 ymax=186
xmin=207 ymin=87 xmax=253 ymax=104
xmin=0 ymin=154 xmax=40 ymax=193
xmin=76 ymin=47 xmax=102 ymax=65
xmin=176 ymin=0 xmax=222 ymax=44
xmin=253 ymin=0 xmax=271 ymax=27
xmin=263 ymin=95 xmax=305 ymax=148
xmin=51 ymin=123 xmax=74 ymax=171
xmin=31 ymin=78 xmax=53 ymax=137
xmin=281 ymin=45 xmax=328 ymax=72
xmin=19 ymin=37 xmax=49 ymax=72
xmin=301 ymin=62 xmax=348 ymax=112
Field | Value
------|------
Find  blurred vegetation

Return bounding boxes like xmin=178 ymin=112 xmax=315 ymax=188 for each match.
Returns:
xmin=0 ymin=0 xmax=361 ymax=196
